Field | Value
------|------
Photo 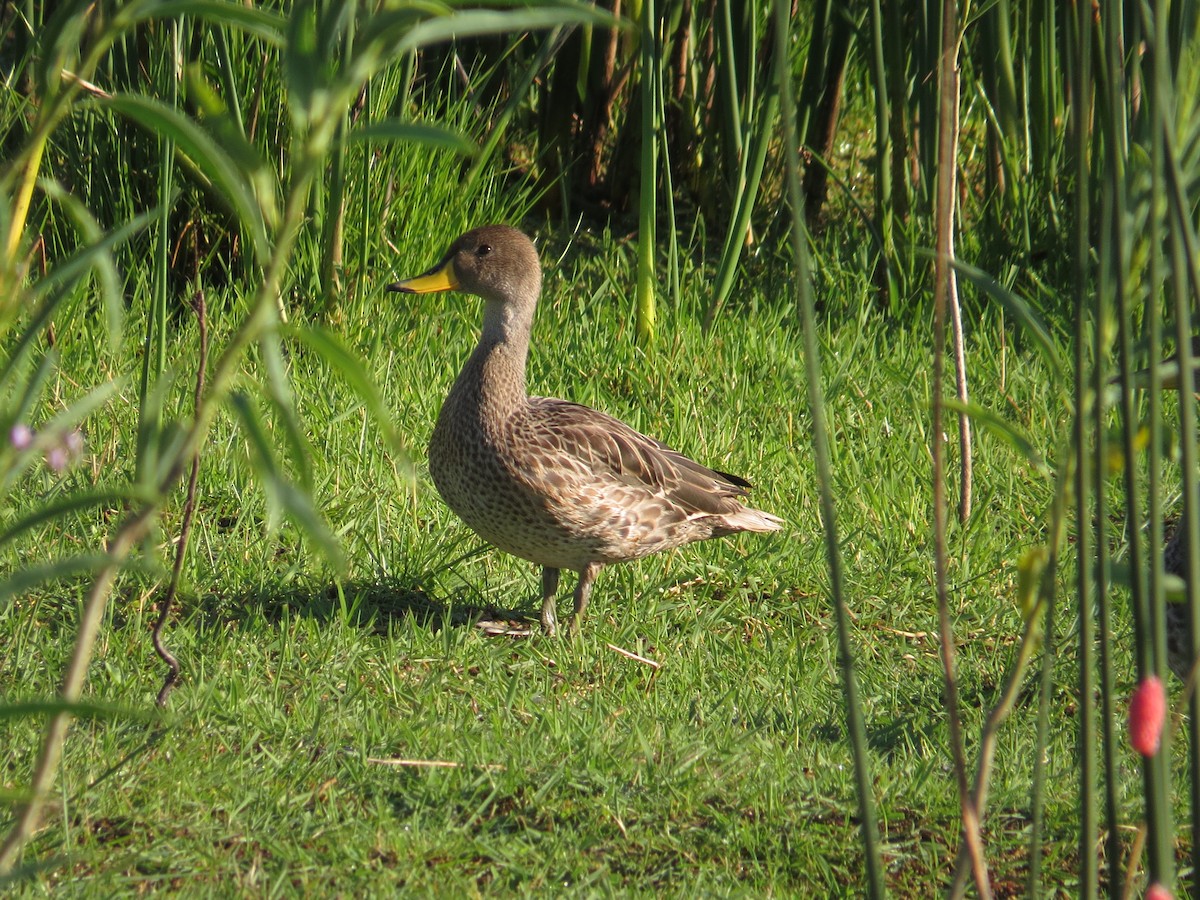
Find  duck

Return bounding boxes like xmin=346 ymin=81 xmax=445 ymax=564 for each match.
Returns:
xmin=387 ymin=225 xmax=783 ymax=636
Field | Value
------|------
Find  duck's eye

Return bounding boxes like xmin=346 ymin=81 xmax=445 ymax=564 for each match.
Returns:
xmin=476 ymin=243 xmax=492 ymax=257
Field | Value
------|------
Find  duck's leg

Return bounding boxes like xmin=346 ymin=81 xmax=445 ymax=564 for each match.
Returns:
xmin=540 ymin=567 xmax=561 ymax=637
xmin=569 ymin=563 xmax=602 ymax=634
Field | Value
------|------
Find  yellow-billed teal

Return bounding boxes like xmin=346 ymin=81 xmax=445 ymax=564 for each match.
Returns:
xmin=387 ymin=225 xmax=783 ymax=636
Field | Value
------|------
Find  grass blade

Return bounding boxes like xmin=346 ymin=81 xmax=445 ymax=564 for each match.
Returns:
xmin=772 ymin=1 xmax=884 ymax=894
xmin=349 ymin=120 xmax=475 ymax=154
xmin=229 ymin=391 xmax=344 ymax=571
xmin=0 ymin=555 xmax=124 ymax=608
xmin=0 ymin=489 xmax=154 ymax=548
xmin=284 ymin=323 xmax=409 ymax=457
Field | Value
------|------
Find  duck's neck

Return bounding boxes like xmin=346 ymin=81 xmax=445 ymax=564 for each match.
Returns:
xmin=450 ymin=299 xmax=534 ymax=422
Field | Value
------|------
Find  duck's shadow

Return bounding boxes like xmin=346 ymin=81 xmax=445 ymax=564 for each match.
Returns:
xmin=148 ymin=577 xmax=538 ymax=637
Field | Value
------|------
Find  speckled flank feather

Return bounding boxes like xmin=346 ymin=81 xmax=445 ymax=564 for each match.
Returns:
xmin=388 ymin=224 xmax=783 ymax=636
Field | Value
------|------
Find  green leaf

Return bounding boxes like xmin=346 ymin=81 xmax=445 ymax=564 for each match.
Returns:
xmin=259 ymin=331 xmax=314 ymax=492
xmin=229 ymin=392 xmax=282 ymax=486
xmin=0 ymin=488 xmax=154 ymax=548
xmin=284 ymin=1 xmax=322 ymax=122
xmin=283 ymin=324 xmax=409 ymax=456
xmin=1016 ymin=546 xmax=1049 ymax=624
xmin=0 ymin=698 xmax=154 ymax=722
xmin=395 ymin=5 xmax=621 ymax=54
xmin=24 ymin=205 xmax=160 ymax=307
xmin=139 ymin=1 xmax=287 ymax=46
xmin=945 ymin=255 xmax=1066 ymax=377
xmin=102 ymin=93 xmax=271 ymax=264
xmin=184 ymin=63 xmax=280 ymax=230
xmin=944 ymin=398 xmax=1051 ymax=477
xmin=0 ymin=554 xmax=111 ymax=608
xmin=229 ymin=392 xmax=344 ymax=570
xmin=348 ymin=121 xmax=475 ymax=155
xmin=272 ymin=477 xmax=345 ymax=571
xmin=37 ymin=179 xmax=128 ymax=351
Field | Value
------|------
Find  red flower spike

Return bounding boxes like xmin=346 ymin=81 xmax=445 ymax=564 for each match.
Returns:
xmin=1128 ymin=675 xmax=1167 ymax=757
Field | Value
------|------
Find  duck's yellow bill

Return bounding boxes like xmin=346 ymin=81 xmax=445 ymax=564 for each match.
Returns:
xmin=386 ymin=260 xmax=459 ymax=294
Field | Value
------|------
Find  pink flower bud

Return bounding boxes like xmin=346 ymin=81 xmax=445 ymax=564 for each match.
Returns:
xmin=45 ymin=446 xmax=68 ymax=473
xmin=9 ymin=423 xmax=32 ymax=450
xmin=1129 ymin=675 xmax=1167 ymax=757
xmin=1146 ymin=883 xmax=1173 ymax=900
xmin=64 ymin=429 xmax=84 ymax=457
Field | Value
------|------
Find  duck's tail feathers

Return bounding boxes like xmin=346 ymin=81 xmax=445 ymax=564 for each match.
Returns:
xmin=721 ymin=506 xmax=785 ymax=534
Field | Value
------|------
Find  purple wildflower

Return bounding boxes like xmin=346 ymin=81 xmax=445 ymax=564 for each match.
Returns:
xmin=64 ymin=429 xmax=84 ymax=457
xmin=45 ymin=446 xmax=69 ymax=473
xmin=9 ymin=423 xmax=32 ymax=450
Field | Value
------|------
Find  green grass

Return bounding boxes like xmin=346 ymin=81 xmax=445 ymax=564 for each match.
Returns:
xmin=0 ymin=207 xmax=1178 ymax=895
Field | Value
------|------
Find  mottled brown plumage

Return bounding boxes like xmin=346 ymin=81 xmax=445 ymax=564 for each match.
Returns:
xmin=387 ymin=225 xmax=783 ymax=635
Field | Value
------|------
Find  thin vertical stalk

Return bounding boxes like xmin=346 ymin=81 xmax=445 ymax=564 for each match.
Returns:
xmin=801 ymin=8 xmax=853 ymax=223
xmin=1029 ymin=0 xmax=1059 ymax=182
xmin=1093 ymin=153 xmax=1123 ymax=900
xmin=1145 ymin=0 xmax=1166 ymax=681
xmin=931 ymin=0 xmax=989 ymax=894
xmin=4 ymin=142 xmax=46 ymax=266
xmin=657 ymin=51 xmax=681 ymax=310
xmin=1026 ymin=498 xmax=1059 ymax=892
xmin=868 ymin=0 xmax=893 ymax=263
xmin=1168 ymin=182 xmax=1200 ymax=900
xmin=153 ymin=287 xmax=208 ymax=708
xmin=702 ymin=68 xmax=779 ymax=331
xmin=949 ymin=249 xmax=971 ymax=522
xmin=211 ymin=24 xmax=245 ymax=137
xmin=1102 ymin=0 xmax=1174 ymax=883
xmin=320 ymin=123 xmax=347 ymax=303
xmin=635 ymin=0 xmax=657 ymax=345
xmin=772 ymin=2 xmax=884 ymax=895
xmin=987 ymin=0 xmax=1019 ymax=158
xmin=1152 ymin=6 xmax=1200 ymax=889
xmin=1142 ymin=7 xmax=1174 ymax=888
xmin=1020 ymin=9 xmax=1066 ymax=876
xmin=135 ymin=18 xmax=180 ymax=485
xmin=1089 ymin=19 xmax=1123 ymax=895
xmin=797 ymin=0 xmax=830 ymax=145
xmin=883 ymin=0 xmax=908 ymax=232
xmin=915 ymin=0 xmax=939 ymax=209
xmin=355 ymin=77 xmax=371 ymax=308
xmin=319 ymin=12 xmax=355 ymax=308
xmin=1069 ymin=0 xmax=1097 ymax=892
xmin=716 ymin=0 xmax=743 ymax=160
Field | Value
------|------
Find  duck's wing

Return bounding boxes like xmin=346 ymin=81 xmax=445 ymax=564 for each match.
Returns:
xmin=516 ymin=397 xmax=773 ymax=524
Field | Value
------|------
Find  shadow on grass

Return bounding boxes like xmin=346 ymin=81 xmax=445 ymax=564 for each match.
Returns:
xmin=122 ymin=576 xmax=540 ymax=637
xmin=808 ymin=714 xmax=933 ymax=760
